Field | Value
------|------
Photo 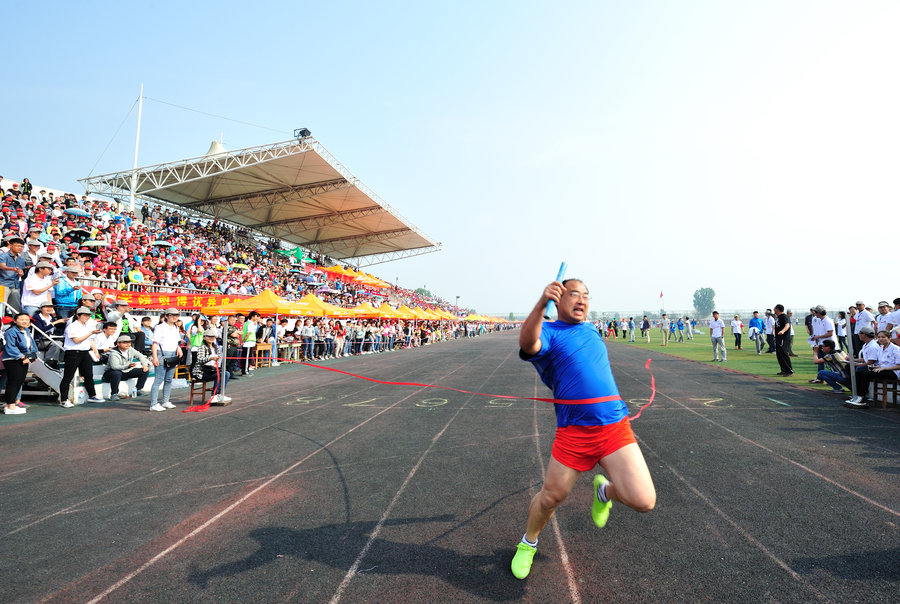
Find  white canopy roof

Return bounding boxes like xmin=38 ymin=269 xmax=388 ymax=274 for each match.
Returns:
xmin=80 ymin=137 xmax=441 ymax=265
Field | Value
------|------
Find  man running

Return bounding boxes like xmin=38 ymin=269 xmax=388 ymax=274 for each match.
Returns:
xmin=511 ymin=278 xmax=656 ymax=579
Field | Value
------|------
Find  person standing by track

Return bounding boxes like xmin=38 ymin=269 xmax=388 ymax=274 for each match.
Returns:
xmin=510 ymin=278 xmax=656 ymax=580
xmin=774 ymin=304 xmax=793 ymax=376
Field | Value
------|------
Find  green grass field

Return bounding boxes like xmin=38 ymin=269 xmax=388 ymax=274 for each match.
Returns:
xmin=612 ymin=328 xmax=833 ymax=391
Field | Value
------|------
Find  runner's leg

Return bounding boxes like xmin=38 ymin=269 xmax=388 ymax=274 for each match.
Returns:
xmin=525 ymin=456 xmax=581 ymax=541
xmin=598 ymin=442 xmax=656 ymax=513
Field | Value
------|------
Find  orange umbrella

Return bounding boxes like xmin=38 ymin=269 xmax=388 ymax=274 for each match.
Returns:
xmin=349 ymin=301 xmax=382 ymax=319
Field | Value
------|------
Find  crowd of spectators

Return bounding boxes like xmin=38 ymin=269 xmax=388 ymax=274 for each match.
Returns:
xmin=0 ymin=176 xmax=502 ymax=415
xmin=605 ymin=301 xmax=900 ymax=409
xmin=0 ymin=176 xmax=469 ymax=314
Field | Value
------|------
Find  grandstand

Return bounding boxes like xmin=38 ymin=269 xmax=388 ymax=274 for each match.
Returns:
xmin=79 ymin=134 xmax=442 ymax=266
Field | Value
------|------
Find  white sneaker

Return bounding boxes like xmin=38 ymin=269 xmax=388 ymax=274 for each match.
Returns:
xmin=161 ymin=401 xmax=176 ymax=409
xmin=271 ymin=361 xmax=280 ymax=366
xmin=207 ymin=396 xmax=221 ymax=404
xmin=3 ymin=406 xmax=26 ymax=414
xmin=843 ymin=396 xmax=868 ymax=408
xmin=59 ymin=400 xmax=74 ymax=408
xmin=149 ymin=403 xmax=166 ymax=412
xmin=87 ymin=396 xmax=105 ymax=403
xmin=129 ymin=390 xmax=139 ymax=398
xmin=222 ymin=395 xmax=232 ymax=402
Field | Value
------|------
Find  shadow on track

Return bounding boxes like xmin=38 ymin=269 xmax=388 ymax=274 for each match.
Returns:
xmin=187 ymin=516 xmax=526 ymax=601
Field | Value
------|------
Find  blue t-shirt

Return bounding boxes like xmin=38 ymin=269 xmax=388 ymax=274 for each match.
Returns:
xmin=521 ymin=320 xmax=628 ymax=428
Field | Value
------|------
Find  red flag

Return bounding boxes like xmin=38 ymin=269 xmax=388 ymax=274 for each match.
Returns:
xmin=659 ymin=291 xmax=663 ymax=298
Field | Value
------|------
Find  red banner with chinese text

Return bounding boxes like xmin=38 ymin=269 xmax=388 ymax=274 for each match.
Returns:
xmin=82 ymin=288 xmax=252 ymax=311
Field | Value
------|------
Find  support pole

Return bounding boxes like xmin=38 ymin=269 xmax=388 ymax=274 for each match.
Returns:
xmin=846 ymin=320 xmax=857 ymax=399
xmin=130 ymin=83 xmax=144 ymax=214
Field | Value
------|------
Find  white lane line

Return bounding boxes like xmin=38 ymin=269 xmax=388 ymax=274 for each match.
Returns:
xmin=7 ymin=401 xmax=332 ymax=536
xmin=766 ymin=397 xmax=791 ymax=407
xmin=85 ymin=393 xmax=417 ymax=604
xmin=530 ymin=376 xmax=581 ymax=604
xmin=86 ymin=343 xmax=504 ymax=603
xmin=328 ymin=348 xmax=517 ymax=604
xmin=638 ymin=437 xmax=828 ymax=601
xmin=617 ymin=363 xmax=900 ymax=519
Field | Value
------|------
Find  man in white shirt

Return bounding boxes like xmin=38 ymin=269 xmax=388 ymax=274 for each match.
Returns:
xmin=808 ymin=306 xmax=836 ymax=383
xmin=23 ymin=239 xmax=44 ymax=266
xmin=709 ymin=311 xmax=726 ymax=362
xmin=93 ymin=321 xmax=119 ymax=360
xmin=21 ymin=261 xmax=59 ymax=315
xmin=887 ymin=298 xmax=900 ymax=331
xmin=846 ymin=328 xmax=900 ymax=408
xmin=659 ymin=314 xmax=670 ymax=347
xmin=730 ymin=314 xmax=743 ymax=350
xmin=875 ymin=302 xmax=891 ymax=333
xmin=763 ymin=310 xmax=776 ymax=353
xmin=854 ymin=301 xmax=876 ymax=335
xmin=810 ymin=306 xmax=836 ymax=348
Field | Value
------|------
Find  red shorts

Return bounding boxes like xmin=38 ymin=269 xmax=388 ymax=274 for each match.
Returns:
xmin=551 ymin=418 xmax=637 ymax=472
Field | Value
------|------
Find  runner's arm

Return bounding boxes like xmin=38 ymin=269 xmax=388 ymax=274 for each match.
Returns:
xmin=520 ymin=281 xmax=563 ymax=355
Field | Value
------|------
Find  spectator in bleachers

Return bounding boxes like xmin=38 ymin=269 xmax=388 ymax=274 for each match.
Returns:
xmin=32 ymin=301 xmax=65 ymax=366
xmin=94 ymin=321 xmax=119 ymax=362
xmin=0 ymin=236 xmax=27 ymax=311
xmin=21 ymin=261 xmax=58 ymax=316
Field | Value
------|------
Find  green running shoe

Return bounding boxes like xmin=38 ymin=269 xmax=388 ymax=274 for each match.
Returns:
xmin=511 ymin=542 xmax=537 ymax=579
xmin=592 ymin=474 xmax=612 ymax=528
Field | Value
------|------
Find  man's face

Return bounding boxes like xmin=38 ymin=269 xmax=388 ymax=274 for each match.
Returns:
xmin=857 ymin=303 xmax=865 ymax=311
xmin=117 ymin=341 xmax=132 ymax=351
xmin=753 ymin=312 xmax=759 ymax=318
xmin=713 ymin=313 xmax=719 ymax=320
xmin=557 ymin=280 xmax=589 ymax=323
xmin=104 ymin=325 xmax=116 ymax=336
xmin=9 ymin=242 xmax=24 ymax=253
xmin=879 ymin=306 xmax=889 ymax=315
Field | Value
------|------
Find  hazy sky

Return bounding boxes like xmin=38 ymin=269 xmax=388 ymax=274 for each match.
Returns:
xmin=3 ymin=1 xmax=898 ymax=316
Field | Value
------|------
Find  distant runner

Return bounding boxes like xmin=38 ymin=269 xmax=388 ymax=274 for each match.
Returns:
xmin=511 ymin=278 xmax=656 ymax=579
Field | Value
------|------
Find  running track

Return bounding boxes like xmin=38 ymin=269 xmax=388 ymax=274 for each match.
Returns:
xmin=1 ymin=330 xmax=897 ymax=602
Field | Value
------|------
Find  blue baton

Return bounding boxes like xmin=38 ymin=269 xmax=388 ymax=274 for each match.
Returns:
xmin=543 ymin=262 xmax=568 ymax=319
